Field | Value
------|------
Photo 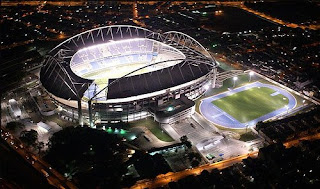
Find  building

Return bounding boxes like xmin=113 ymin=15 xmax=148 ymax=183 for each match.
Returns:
xmin=40 ymin=25 xmax=217 ymax=126
xmin=8 ymin=99 xmax=22 ymax=118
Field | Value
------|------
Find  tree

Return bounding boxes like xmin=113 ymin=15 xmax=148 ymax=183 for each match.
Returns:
xmin=255 ymin=121 xmax=263 ymax=130
xmin=180 ymin=135 xmax=192 ymax=148
xmin=191 ymin=160 xmax=200 ymax=167
xmin=188 ymin=152 xmax=201 ymax=162
xmin=36 ymin=141 xmax=45 ymax=154
xmin=132 ymin=151 xmax=158 ymax=178
xmin=6 ymin=121 xmax=24 ymax=131
xmin=131 ymin=151 xmax=171 ymax=179
xmin=45 ymin=126 xmax=128 ymax=189
xmin=180 ymin=135 xmax=188 ymax=143
xmin=19 ymin=129 xmax=38 ymax=146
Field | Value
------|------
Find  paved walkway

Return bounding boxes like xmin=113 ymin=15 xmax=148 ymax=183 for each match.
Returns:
xmin=199 ymin=82 xmax=297 ymax=129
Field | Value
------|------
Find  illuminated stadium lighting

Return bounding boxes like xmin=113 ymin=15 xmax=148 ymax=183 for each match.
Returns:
xmin=249 ymin=71 xmax=254 ymax=82
xmin=285 ymin=105 xmax=289 ymax=113
xmin=167 ymin=106 xmax=174 ymax=112
xmin=120 ymin=129 xmax=126 ymax=135
xmin=233 ymin=76 xmax=238 ymax=87
xmin=40 ymin=25 xmax=217 ymax=125
xmin=77 ymin=38 xmax=145 ymax=53
xmin=69 ymin=37 xmax=186 ymax=80
xmin=114 ymin=128 xmax=119 ymax=133
xmin=107 ymin=127 xmax=113 ymax=133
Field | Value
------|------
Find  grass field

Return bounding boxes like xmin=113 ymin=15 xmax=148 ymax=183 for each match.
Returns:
xmin=195 ymin=74 xmax=254 ymax=114
xmin=129 ymin=117 xmax=174 ymax=142
xmin=239 ymin=132 xmax=258 ymax=142
xmin=82 ymin=63 xmax=149 ymax=79
xmin=212 ymin=87 xmax=289 ymax=123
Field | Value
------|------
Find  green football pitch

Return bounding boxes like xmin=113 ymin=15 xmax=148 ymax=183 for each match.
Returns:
xmin=212 ymin=87 xmax=289 ymax=123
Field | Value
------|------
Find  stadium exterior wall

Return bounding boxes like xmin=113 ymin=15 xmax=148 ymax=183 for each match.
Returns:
xmin=39 ymin=25 xmax=217 ymax=125
xmin=43 ymin=68 xmax=214 ymax=124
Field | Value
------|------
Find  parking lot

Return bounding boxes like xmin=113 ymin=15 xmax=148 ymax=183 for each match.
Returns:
xmin=165 ymin=118 xmax=218 ymax=145
xmin=164 ymin=117 xmax=251 ymax=163
xmin=196 ymin=137 xmax=250 ymax=163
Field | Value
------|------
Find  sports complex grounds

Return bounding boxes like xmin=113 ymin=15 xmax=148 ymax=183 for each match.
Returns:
xmin=196 ymin=72 xmax=309 ymax=130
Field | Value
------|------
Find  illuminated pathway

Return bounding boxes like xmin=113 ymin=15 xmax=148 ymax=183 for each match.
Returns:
xmin=239 ymin=5 xmax=320 ymax=30
xmin=131 ymin=131 xmax=320 ymax=189
xmin=130 ymin=151 xmax=258 ymax=189
xmin=284 ymin=133 xmax=320 ymax=148
xmin=2 ymin=0 xmax=319 ymax=31
xmin=1 ymin=128 xmax=78 ymax=189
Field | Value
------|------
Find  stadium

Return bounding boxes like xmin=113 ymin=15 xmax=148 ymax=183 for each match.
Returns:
xmin=40 ymin=25 xmax=218 ymax=126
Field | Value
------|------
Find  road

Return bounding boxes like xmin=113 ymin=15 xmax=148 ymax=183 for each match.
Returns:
xmin=284 ymin=133 xmax=320 ymax=148
xmin=0 ymin=128 xmax=78 ymax=189
xmin=131 ymin=130 xmax=320 ymax=189
xmin=1 ymin=1 xmax=243 ymax=7
xmin=239 ymin=5 xmax=320 ymax=30
xmin=130 ymin=151 xmax=258 ymax=189
xmin=192 ymin=112 xmax=219 ymax=133
xmin=0 ymin=138 xmax=53 ymax=189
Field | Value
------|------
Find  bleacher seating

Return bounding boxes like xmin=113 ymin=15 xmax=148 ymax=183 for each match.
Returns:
xmin=70 ymin=38 xmax=155 ymax=76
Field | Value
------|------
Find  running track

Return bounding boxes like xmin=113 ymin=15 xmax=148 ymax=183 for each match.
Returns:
xmin=200 ymin=82 xmax=297 ymax=129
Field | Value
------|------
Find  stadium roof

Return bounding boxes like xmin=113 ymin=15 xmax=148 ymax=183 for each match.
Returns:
xmin=40 ymin=25 xmax=217 ymax=101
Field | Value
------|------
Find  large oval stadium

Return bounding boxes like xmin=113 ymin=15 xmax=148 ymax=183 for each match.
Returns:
xmin=40 ymin=25 xmax=217 ymax=125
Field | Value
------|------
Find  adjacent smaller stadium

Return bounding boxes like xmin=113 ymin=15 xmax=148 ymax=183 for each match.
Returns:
xmin=39 ymin=25 xmax=300 ymax=130
xmin=200 ymin=81 xmax=297 ymax=129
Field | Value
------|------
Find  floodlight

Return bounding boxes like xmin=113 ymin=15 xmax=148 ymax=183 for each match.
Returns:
xmin=167 ymin=106 xmax=174 ymax=112
xmin=120 ymin=129 xmax=126 ymax=135
xmin=114 ymin=128 xmax=119 ymax=133
xmin=107 ymin=127 xmax=113 ymax=133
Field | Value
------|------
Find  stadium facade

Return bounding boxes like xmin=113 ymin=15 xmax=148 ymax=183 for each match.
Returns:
xmin=40 ymin=25 xmax=217 ymax=126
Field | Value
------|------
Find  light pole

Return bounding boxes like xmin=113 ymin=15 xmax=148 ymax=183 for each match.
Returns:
xmin=88 ymin=100 xmax=93 ymax=127
xmin=233 ymin=76 xmax=238 ymax=88
xmin=204 ymin=84 xmax=210 ymax=96
xmin=249 ymin=71 xmax=254 ymax=82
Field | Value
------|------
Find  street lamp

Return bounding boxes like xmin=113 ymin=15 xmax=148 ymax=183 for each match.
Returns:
xmin=249 ymin=71 xmax=254 ymax=82
xmin=233 ymin=76 xmax=238 ymax=87
xmin=204 ymin=84 xmax=210 ymax=90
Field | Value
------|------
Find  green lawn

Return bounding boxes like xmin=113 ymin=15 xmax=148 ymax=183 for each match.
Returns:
xmin=195 ymin=74 xmax=257 ymax=114
xmin=129 ymin=118 xmax=174 ymax=142
xmin=239 ymin=132 xmax=258 ymax=142
xmin=212 ymin=87 xmax=289 ymax=123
